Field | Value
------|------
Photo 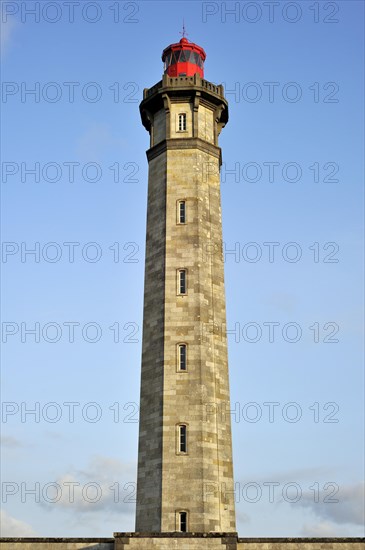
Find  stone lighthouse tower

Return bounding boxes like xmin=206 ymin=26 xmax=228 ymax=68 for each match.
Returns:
xmin=136 ymin=36 xmax=236 ymax=535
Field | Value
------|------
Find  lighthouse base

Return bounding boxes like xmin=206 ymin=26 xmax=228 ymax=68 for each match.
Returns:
xmin=0 ymin=535 xmax=363 ymax=550
xmin=114 ymin=532 xmax=238 ymax=549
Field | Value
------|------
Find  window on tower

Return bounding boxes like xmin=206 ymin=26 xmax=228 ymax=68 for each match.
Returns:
xmin=171 ymin=51 xmax=179 ymax=65
xmin=178 ymin=424 xmax=187 ymax=453
xmin=177 ymin=200 xmax=186 ymax=224
xmin=163 ymin=52 xmax=172 ymax=71
xmin=177 ymin=343 xmax=187 ymax=371
xmin=178 ymin=269 xmax=187 ymax=294
xmin=178 ymin=113 xmax=187 ymax=132
xmin=178 ymin=511 xmax=188 ymax=532
xmin=179 ymin=50 xmax=188 ymax=62
xmin=191 ymin=52 xmax=199 ymax=65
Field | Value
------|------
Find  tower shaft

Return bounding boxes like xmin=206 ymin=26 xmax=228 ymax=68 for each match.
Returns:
xmin=136 ymin=73 xmax=235 ymax=533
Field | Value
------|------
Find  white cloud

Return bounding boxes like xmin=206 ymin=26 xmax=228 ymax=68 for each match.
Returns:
xmin=1 ymin=436 xmax=24 ymax=449
xmin=301 ymin=520 xmax=350 ymax=537
xmin=75 ymin=124 xmax=126 ymax=161
xmin=293 ymin=482 xmax=364 ymax=527
xmin=236 ymin=509 xmax=251 ymax=525
xmin=43 ymin=430 xmax=67 ymax=441
xmin=40 ymin=455 xmax=136 ymax=516
xmin=0 ymin=19 xmax=18 ymax=58
xmin=265 ymin=291 xmax=297 ymax=314
xmin=237 ymin=465 xmax=334 ymax=485
xmin=0 ymin=509 xmax=37 ymax=536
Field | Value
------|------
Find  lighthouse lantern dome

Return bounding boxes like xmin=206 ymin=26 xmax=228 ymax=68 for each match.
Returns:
xmin=162 ymin=37 xmax=206 ymax=78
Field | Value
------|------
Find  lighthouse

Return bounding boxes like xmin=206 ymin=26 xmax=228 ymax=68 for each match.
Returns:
xmin=135 ymin=35 xmax=236 ymax=534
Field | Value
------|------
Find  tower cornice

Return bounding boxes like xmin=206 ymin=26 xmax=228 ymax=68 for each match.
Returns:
xmin=140 ymin=73 xmax=228 ymax=135
xmin=146 ymin=137 xmax=222 ymax=165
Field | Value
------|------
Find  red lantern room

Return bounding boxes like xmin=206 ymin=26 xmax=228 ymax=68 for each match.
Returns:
xmin=162 ymin=37 xmax=206 ymax=79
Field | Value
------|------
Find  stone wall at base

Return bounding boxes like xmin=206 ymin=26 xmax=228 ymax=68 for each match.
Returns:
xmin=237 ymin=539 xmax=365 ymax=550
xmin=0 ymin=540 xmax=113 ymax=550
xmin=114 ymin=532 xmax=238 ymax=549
xmin=0 ymin=536 xmax=363 ymax=550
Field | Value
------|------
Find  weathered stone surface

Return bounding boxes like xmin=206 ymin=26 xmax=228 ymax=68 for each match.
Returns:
xmin=114 ymin=531 xmax=238 ymax=549
xmin=237 ymin=539 xmax=365 ymax=550
xmin=136 ymin=76 xmax=235 ymax=533
xmin=1 ymin=536 xmax=363 ymax=550
xmin=0 ymin=540 xmax=113 ymax=550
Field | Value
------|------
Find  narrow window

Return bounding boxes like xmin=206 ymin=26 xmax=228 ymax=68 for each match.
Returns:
xmin=191 ymin=52 xmax=199 ymax=65
xmin=185 ymin=51 xmax=192 ymax=62
xmin=178 ymin=200 xmax=186 ymax=224
xmin=179 ymin=511 xmax=188 ymax=532
xmin=178 ymin=113 xmax=187 ymax=132
xmin=179 ymin=50 xmax=188 ymax=62
xmin=178 ymin=269 xmax=186 ymax=295
xmin=178 ymin=343 xmax=187 ymax=371
xmin=179 ymin=425 xmax=187 ymax=453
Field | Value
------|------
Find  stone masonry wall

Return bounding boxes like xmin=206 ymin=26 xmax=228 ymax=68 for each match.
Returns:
xmin=136 ymin=81 xmax=236 ymax=533
xmin=134 ymin=151 xmax=167 ymax=531
xmin=160 ymin=142 xmax=236 ymax=532
xmin=237 ymin=540 xmax=365 ymax=550
xmin=1 ymin=537 xmax=363 ymax=550
xmin=0 ymin=541 xmax=113 ymax=550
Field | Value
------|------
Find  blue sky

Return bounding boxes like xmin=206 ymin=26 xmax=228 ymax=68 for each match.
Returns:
xmin=1 ymin=0 xmax=364 ymax=539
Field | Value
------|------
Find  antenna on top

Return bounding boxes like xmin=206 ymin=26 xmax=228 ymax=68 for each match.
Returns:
xmin=180 ymin=20 xmax=188 ymax=39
